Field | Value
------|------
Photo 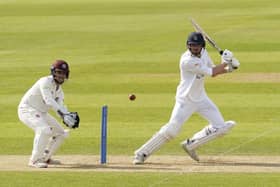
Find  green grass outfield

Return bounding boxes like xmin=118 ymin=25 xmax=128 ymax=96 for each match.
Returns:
xmin=1 ymin=0 xmax=280 ymax=186
xmin=1 ymin=172 xmax=280 ymax=187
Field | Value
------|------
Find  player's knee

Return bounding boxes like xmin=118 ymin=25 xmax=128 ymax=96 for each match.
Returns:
xmin=159 ymin=122 xmax=181 ymax=140
xmin=54 ymin=129 xmax=70 ymax=139
xmin=223 ymin=120 xmax=236 ymax=134
xmin=61 ymin=129 xmax=69 ymax=138
xmin=36 ymin=126 xmax=53 ymax=135
xmin=216 ymin=120 xmax=236 ymax=136
xmin=225 ymin=120 xmax=236 ymax=127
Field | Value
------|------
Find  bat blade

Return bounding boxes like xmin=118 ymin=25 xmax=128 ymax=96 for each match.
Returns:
xmin=189 ymin=17 xmax=223 ymax=55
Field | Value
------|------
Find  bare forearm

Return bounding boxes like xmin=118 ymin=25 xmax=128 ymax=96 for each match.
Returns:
xmin=212 ymin=63 xmax=227 ymax=77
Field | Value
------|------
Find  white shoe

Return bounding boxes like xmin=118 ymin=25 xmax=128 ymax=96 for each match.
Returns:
xmin=28 ymin=159 xmax=48 ymax=168
xmin=133 ymin=153 xmax=147 ymax=165
xmin=181 ymin=139 xmax=200 ymax=162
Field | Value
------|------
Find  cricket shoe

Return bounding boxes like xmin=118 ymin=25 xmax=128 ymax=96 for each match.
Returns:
xmin=28 ymin=159 xmax=48 ymax=168
xmin=133 ymin=153 xmax=147 ymax=165
xmin=181 ymin=139 xmax=200 ymax=162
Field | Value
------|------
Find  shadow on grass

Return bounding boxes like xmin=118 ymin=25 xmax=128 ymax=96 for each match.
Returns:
xmin=55 ymin=163 xmax=180 ymax=171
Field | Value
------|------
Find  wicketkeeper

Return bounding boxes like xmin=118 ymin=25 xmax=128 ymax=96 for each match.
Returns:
xmin=133 ymin=32 xmax=240 ymax=164
xmin=18 ymin=60 xmax=80 ymax=168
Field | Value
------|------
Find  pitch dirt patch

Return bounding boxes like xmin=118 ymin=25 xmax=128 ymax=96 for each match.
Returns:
xmin=1 ymin=155 xmax=280 ymax=173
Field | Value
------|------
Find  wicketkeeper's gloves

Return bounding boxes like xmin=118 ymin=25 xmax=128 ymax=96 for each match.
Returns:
xmin=58 ymin=110 xmax=80 ymax=129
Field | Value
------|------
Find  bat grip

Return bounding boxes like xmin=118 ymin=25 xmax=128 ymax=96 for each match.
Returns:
xmin=219 ymin=50 xmax=224 ymax=55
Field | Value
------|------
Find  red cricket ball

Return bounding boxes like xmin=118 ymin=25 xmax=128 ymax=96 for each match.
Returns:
xmin=129 ymin=94 xmax=136 ymax=101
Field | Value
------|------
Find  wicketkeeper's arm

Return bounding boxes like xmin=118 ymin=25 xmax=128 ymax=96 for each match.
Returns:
xmin=40 ymin=79 xmax=68 ymax=114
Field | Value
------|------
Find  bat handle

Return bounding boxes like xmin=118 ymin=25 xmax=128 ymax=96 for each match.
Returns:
xmin=219 ymin=50 xmax=224 ymax=55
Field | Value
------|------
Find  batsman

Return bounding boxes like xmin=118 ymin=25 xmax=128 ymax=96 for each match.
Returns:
xmin=133 ymin=32 xmax=240 ymax=164
xmin=18 ymin=60 xmax=80 ymax=168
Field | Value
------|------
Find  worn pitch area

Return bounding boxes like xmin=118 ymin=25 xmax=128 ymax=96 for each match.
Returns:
xmin=1 ymin=155 xmax=280 ymax=173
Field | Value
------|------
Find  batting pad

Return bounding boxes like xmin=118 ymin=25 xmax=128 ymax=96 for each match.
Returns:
xmin=187 ymin=121 xmax=236 ymax=150
xmin=135 ymin=133 xmax=168 ymax=157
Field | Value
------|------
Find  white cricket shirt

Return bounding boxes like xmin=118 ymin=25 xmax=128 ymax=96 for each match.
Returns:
xmin=176 ymin=48 xmax=214 ymax=102
xmin=19 ymin=75 xmax=67 ymax=113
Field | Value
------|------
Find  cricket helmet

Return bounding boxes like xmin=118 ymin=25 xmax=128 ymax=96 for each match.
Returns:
xmin=50 ymin=59 xmax=70 ymax=79
xmin=186 ymin=32 xmax=205 ymax=47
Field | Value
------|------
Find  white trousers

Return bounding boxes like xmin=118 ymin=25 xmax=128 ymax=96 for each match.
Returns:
xmin=159 ymin=96 xmax=225 ymax=139
xmin=18 ymin=104 xmax=67 ymax=162
xmin=135 ymin=96 xmax=226 ymax=157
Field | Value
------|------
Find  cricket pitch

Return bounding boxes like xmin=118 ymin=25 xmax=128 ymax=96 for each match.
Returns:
xmin=1 ymin=155 xmax=280 ymax=173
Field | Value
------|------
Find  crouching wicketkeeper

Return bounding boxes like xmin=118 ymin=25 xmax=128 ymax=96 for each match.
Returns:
xmin=18 ymin=60 xmax=80 ymax=168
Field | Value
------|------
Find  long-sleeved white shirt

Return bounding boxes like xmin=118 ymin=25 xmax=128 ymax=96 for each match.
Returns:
xmin=176 ymin=48 xmax=214 ymax=102
xmin=19 ymin=75 xmax=67 ymax=113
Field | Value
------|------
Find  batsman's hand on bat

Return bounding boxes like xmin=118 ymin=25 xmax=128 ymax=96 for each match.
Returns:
xmin=222 ymin=49 xmax=233 ymax=63
xmin=58 ymin=110 xmax=80 ymax=129
xmin=221 ymin=49 xmax=240 ymax=72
